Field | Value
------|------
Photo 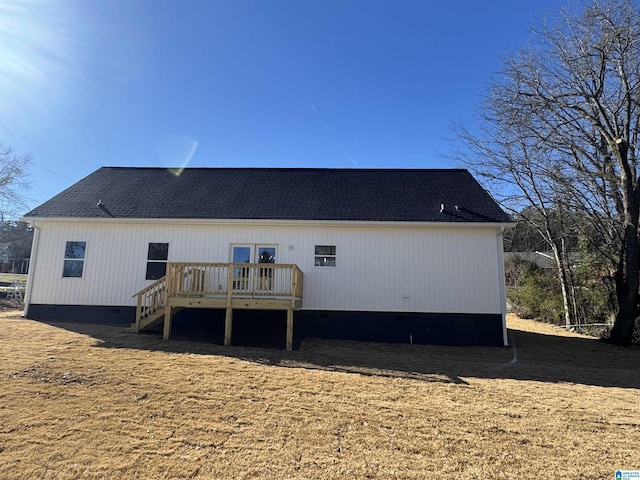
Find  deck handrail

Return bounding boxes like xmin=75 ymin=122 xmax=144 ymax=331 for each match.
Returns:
xmin=168 ymin=262 xmax=300 ymax=269
xmin=132 ymin=276 xmax=165 ymax=299
xmin=166 ymin=262 xmax=303 ymax=298
xmin=133 ymin=266 xmax=205 ymax=331
xmin=133 ymin=276 xmax=166 ymax=332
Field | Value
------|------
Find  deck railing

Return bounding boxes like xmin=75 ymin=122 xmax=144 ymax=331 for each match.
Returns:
xmin=134 ymin=276 xmax=167 ymax=330
xmin=166 ymin=262 xmax=303 ymax=299
xmin=134 ymin=264 xmax=210 ymax=325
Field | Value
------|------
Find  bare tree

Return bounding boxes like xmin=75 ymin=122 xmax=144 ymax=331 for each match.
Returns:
xmin=456 ymin=0 xmax=640 ymax=345
xmin=455 ymin=122 xmax=579 ymax=329
xmin=0 ymin=144 xmax=31 ymax=219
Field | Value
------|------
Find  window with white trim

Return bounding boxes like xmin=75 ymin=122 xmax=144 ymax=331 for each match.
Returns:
xmin=314 ymin=245 xmax=336 ymax=267
xmin=63 ymin=241 xmax=86 ymax=277
xmin=146 ymin=243 xmax=169 ymax=280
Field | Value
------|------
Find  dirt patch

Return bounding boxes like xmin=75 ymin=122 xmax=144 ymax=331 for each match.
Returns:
xmin=0 ymin=299 xmax=23 ymax=310
xmin=9 ymin=364 xmax=95 ymax=386
xmin=0 ymin=312 xmax=638 ymax=479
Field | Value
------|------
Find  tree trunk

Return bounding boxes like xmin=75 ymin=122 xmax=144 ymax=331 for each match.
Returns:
xmin=610 ymin=223 xmax=640 ymax=346
xmin=610 ymin=137 xmax=639 ymax=346
xmin=551 ymin=242 xmax=573 ymax=328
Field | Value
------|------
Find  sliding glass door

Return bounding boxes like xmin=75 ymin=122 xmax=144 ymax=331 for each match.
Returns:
xmin=230 ymin=244 xmax=277 ymax=293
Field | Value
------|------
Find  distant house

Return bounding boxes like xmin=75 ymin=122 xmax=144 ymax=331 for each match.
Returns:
xmin=504 ymin=252 xmax=556 ymax=270
xmin=21 ymin=167 xmax=512 ymax=349
xmin=503 ymin=251 xmax=556 ymax=288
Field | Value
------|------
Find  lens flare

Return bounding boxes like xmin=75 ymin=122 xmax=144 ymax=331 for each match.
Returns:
xmin=0 ymin=1 xmax=81 ymax=125
xmin=156 ymin=134 xmax=199 ymax=177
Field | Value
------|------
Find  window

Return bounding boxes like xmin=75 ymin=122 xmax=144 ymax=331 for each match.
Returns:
xmin=146 ymin=243 xmax=169 ymax=280
xmin=63 ymin=241 xmax=86 ymax=277
xmin=314 ymin=245 xmax=336 ymax=267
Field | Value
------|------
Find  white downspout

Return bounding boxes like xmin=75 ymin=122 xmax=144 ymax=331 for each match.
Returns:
xmin=497 ymin=227 xmax=508 ymax=346
xmin=23 ymin=222 xmax=40 ymax=318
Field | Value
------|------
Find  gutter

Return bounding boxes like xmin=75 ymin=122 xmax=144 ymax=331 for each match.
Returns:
xmin=21 ymin=216 xmax=516 ymax=230
xmin=497 ymin=226 xmax=509 ymax=347
xmin=22 ymin=221 xmax=40 ymax=318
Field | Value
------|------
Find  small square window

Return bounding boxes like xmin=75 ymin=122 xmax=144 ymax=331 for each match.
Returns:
xmin=314 ymin=245 xmax=336 ymax=267
xmin=148 ymin=243 xmax=169 ymax=261
xmin=146 ymin=262 xmax=167 ymax=280
xmin=63 ymin=260 xmax=84 ymax=277
xmin=63 ymin=241 xmax=86 ymax=278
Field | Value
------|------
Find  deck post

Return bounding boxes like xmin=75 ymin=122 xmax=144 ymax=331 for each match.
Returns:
xmin=134 ymin=292 xmax=142 ymax=333
xmin=286 ymin=309 xmax=293 ymax=351
xmin=162 ymin=306 xmax=173 ymax=340
xmin=224 ymin=265 xmax=233 ymax=346
xmin=224 ymin=308 xmax=233 ymax=346
xmin=162 ymin=264 xmax=173 ymax=340
xmin=285 ymin=267 xmax=298 ymax=351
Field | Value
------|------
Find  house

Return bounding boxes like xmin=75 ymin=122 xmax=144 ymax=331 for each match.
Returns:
xmin=21 ymin=167 xmax=512 ymax=349
xmin=504 ymin=251 xmax=556 ymax=288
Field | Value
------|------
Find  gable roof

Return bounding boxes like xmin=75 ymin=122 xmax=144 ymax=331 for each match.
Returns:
xmin=24 ymin=167 xmax=510 ymax=223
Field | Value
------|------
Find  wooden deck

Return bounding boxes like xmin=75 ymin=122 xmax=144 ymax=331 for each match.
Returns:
xmin=133 ymin=262 xmax=303 ymax=350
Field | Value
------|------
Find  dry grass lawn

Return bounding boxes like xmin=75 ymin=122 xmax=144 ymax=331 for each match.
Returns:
xmin=1 ymin=311 xmax=639 ymax=479
xmin=0 ymin=273 xmax=27 ymax=282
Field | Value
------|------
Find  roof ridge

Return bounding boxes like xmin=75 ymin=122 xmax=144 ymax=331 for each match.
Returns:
xmin=100 ymin=166 xmax=468 ymax=172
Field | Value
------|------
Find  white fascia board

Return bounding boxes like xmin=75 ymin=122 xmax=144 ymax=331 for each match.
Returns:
xmin=21 ymin=216 xmax=516 ymax=230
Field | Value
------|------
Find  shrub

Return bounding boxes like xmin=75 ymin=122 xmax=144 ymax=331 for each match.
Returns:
xmin=506 ymin=257 xmax=564 ymax=324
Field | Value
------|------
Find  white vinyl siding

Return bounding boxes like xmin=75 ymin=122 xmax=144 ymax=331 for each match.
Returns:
xmin=28 ymin=220 xmax=504 ymax=314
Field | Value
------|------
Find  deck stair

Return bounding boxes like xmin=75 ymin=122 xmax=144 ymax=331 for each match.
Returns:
xmin=132 ymin=275 xmax=167 ymax=332
xmin=136 ymin=308 xmax=165 ymax=332
xmin=133 ymin=267 xmax=205 ymax=332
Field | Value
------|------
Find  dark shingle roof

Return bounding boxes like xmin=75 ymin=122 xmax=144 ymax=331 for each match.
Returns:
xmin=24 ymin=167 xmax=510 ymax=223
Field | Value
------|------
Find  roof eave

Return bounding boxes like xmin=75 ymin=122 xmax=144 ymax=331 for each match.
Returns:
xmin=22 ymin=216 xmax=515 ymax=229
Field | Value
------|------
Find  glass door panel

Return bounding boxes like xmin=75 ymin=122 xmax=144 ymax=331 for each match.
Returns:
xmin=257 ymin=247 xmax=276 ymax=263
xmin=231 ymin=245 xmax=251 ymax=292
xmin=256 ymin=246 xmax=276 ymax=292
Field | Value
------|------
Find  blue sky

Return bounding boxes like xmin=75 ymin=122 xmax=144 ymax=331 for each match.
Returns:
xmin=0 ymin=0 xmax=583 ymax=215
